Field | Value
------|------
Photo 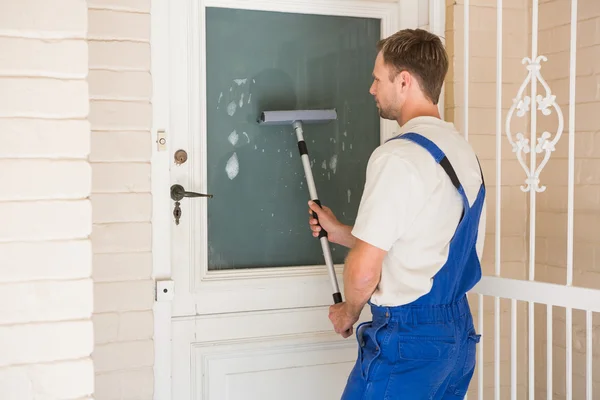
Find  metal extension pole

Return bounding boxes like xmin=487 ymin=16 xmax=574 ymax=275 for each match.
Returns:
xmin=292 ymin=121 xmax=342 ymax=304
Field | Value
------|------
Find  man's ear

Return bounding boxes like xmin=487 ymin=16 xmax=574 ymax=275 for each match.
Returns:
xmin=397 ymin=70 xmax=411 ymax=91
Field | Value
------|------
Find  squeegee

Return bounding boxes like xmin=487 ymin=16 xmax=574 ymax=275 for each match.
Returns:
xmin=258 ymin=109 xmax=342 ymax=305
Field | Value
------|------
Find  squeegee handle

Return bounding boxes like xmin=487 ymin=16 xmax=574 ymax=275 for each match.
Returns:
xmin=311 ymin=199 xmax=328 ymax=239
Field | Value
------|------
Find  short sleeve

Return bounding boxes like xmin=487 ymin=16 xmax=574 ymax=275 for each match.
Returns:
xmin=351 ymin=150 xmax=418 ymax=251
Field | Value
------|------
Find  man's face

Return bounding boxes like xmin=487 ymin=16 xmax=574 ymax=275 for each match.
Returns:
xmin=369 ymin=52 xmax=403 ymax=121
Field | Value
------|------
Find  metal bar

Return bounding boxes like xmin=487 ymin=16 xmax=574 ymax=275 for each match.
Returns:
xmin=479 ymin=294 xmax=484 ymax=400
xmin=494 ymin=2 xmax=503 ymax=395
xmin=547 ymin=304 xmax=552 ymax=400
xmin=566 ymin=0 xmax=578 ymax=289
xmin=567 ymin=307 xmax=573 ymax=400
xmin=587 ymin=310 xmax=593 ymax=400
xmin=495 ymin=0 xmax=503 ymax=282
xmin=473 ymin=276 xmax=600 ymax=313
xmin=528 ymin=3 xmax=539 ymax=397
xmin=495 ymin=297 xmax=500 ymax=400
xmin=511 ymin=298 xmax=517 ymax=400
xmin=464 ymin=0 xmax=469 ymax=141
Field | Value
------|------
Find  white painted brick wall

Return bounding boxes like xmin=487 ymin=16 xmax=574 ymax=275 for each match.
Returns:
xmin=0 ymin=0 xmax=93 ymax=399
xmin=88 ymin=0 xmax=155 ymax=398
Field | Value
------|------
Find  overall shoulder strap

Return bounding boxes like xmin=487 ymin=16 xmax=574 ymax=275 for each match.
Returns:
xmin=388 ymin=132 xmax=462 ymax=191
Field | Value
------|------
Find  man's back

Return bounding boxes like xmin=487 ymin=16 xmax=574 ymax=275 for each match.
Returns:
xmin=351 ymin=116 xmax=486 ymax=307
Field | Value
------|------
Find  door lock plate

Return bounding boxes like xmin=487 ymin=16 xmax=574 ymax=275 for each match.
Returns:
xmin=156 ymin=279 xmax=175 ymax=301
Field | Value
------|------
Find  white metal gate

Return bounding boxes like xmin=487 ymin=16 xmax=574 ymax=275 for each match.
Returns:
xmin=461 ymin=0 xmax=600 ymax=399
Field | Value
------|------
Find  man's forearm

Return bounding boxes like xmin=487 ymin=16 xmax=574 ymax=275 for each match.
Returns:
xmin=342 ymin=241 xmax=383 ymax=316
xmin=334 ymin=225 xmax=357 ymax=248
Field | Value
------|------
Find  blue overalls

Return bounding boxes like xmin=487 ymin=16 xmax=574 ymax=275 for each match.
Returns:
xmin=341 ymin=133 xmax=485 ymax=400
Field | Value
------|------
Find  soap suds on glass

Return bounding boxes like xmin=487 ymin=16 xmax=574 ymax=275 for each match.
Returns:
xmin=239 ymin=93 xmax=245 ymax=108
xmin=225 ymin=153 xmax=239 ymax=180
xmin=234 ymin=78 xmax=247 ymax=86
xmin=329 ymin=155 xmax=338 ymax=174
xmin=347 ymin=189 xmax=351 ymax=203
xmin=227 ymin=101 xmax=237 ymax=116
xmin=243 ymin=132 xmax=250 ymax=143
xmin=228 ymin=130 xmax=239 ymax=146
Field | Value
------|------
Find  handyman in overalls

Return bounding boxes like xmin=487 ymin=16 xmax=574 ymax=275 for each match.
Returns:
xmin=308 ymin=28 xmax=486 ymax=399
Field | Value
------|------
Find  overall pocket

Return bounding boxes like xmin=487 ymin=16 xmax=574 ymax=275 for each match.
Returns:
xmin=398 ymin=335 xmax=457 ymax=361
xmin=451 ymin=330 xmax=481 ymax=397
xmin=358 ymin=320 xmax=388 ymax=380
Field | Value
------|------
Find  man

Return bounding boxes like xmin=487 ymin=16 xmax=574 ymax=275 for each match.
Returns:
xmin=308 ymin=29 xmax=486 ymax=399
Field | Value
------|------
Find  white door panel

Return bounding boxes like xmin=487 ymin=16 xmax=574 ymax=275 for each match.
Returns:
xmin=152 ymin=0 xmax=414 ymax=398
xmin=172 ymin=308 xmax=370 ymax=400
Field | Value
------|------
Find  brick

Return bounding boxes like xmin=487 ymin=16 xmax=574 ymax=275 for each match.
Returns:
xmin=94 ymin=313 xmax=119 ymax=344
xmin=0 ymin=200 xmax=91 ymax=241
xmin=0 ymin=0 xmax=87 ymax=36
xmin=89 ymin=0 xmax=150 ymax=12
xmin=94 ymin=311 xmax=153 ymax=344
xmin=91 ymin=131 xmax=152 ymax=162
xmin=574 ymin=212 xmax=600 ymax=242
xmin=93 ymin=252 xmax=152 ymax=282
xmin=92 ymin=222 xmax=152 ymax=253
xmin=446 ymin=106 xmax=528 ymax=137
xmin=0 ymin=240 xmax=91 ymax=283
xmin=448 ymin=5 xmax=528 ymax=34
xmin=577 ymin=159 xmax=600 ymax=184
xmin=89 ymin=100 xmax=152 ymax=130
xmin=0 ymin=38 xmax=87 ymax=78
xmin=119 ymin=311 xmax=153 ymax=341
xmin=451 ymin=81 xmax=523 ymax=110
xmin=574 ymin=101 xmax=600 ymax=132
xmin=478 ymin=158 xmax=529 ymax=186
xmin=538 ymin=18 xmax=600 ymax=55
xmin=88 ymin=70 xmax=152 ymax=100
xmin=95 ymin=367 xmax=154 ymax=400
xmin=0 ymin=359 xmax=94 ymax=400
xmin=465 ymin=134 xmax=517 ymax=160
xmin=89 ymin=10 xmax=150 ymax=41
xmin=448 ymin=55 xmax=527 ymax=84
xmin=0 ymin=119 xmax=89 ymax=158
xmin=93 ymin=340 xmax=154 ymax=372
xmin=92 ymin=163 xmax=151 ymax=193
xmin=89 ymin=41 xmax=150 ymax=70
xmin=92 ymin=193 xmax=151 ymax=223
xmin=579 ymin=1 xmax=600 ymax=21
xmin=0 ymin=321 xmax=93 ymax=367
xmin=446 ymin=30 xmax=526 ymax=61
xmin=0 ymin=78 xmax=88 ymax=118
xmin=541 ymin=45 xmax=600 ymax=81
xmin=94 ymin=280 xmax=154 ymax=313
xmin=0 ymin=279 xmax=92 ymax=324
xmin=481 ymin=235 xmax=527 ymax=263
xmin=0 ymin=160 xmax=91 ymax=201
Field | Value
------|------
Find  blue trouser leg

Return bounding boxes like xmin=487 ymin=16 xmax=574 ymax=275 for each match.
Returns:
xmin=341 ymin=301 xmax=480 ymax=400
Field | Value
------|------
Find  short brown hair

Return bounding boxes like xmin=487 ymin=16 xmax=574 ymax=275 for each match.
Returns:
xmin=377 ymin=29 xmax=448 ymax=105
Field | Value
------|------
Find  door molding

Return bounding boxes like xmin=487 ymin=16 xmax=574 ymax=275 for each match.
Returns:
xmin=151 ymin=1 xmax=435 ymax=398
xmin=168 ymin=0 xmax=402 ymax=318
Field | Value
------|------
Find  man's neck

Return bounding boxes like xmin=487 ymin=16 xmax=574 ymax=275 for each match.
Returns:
xmin=397 ymin=102 xmax=441 ymax=127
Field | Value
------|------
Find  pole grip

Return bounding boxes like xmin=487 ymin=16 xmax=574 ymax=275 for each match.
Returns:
xmin=311 ymin=199 xmax=328 ymax=239
xmin=333 ymin=292 xmax=342 ymax=304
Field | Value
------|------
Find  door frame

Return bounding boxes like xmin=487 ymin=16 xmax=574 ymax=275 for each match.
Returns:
xmin=150 ymin=0 xmax=445 ymax=398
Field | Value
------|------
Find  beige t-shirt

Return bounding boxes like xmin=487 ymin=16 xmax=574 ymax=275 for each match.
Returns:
xmin=351 ymin=116 xmax=486 ymax=307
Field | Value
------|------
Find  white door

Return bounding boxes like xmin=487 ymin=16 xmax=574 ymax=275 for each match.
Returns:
xmin=151 ymin=1 xmax=411 ymax=399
